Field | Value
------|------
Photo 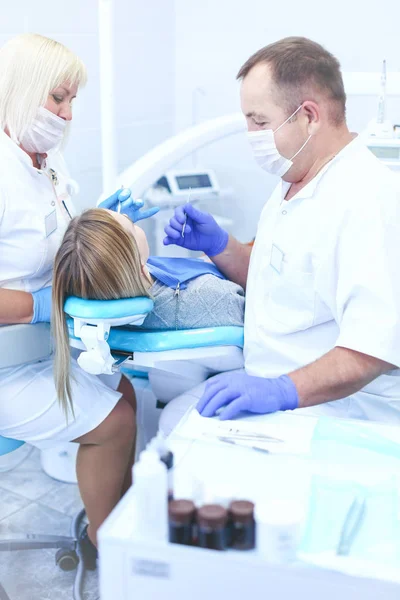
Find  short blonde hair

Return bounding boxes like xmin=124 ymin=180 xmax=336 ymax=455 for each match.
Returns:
xmin=0 ymin=33 xmax=87 ymax=143
xmin=52 ymin=209 xmax=152 ymax=417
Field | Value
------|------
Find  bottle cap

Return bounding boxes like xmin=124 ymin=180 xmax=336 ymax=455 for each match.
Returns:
xmin=168 ymin=500 xmax=196 ymax=524
xmin=229 ymin=500 xmax=255 ymax=523
xmin=160 ymin=450 xmax=174 ymax=470
xmin=197 ymin=504 xmax=227 ymax=528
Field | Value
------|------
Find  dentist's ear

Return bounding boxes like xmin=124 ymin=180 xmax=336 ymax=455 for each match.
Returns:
xmin=302 ymin=101 xmax=320 ymax=135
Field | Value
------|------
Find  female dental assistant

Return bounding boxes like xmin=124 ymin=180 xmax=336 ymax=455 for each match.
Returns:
xmin=0 ymin=33 xmax=153 ymax=567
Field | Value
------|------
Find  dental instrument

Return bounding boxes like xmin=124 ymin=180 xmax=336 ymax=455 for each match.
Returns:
xmin=217 ymin=436 xmax=271 ymax=454
xmin=203 ymin=430 xmax=283 ymax=444
xmin=336 ymin=495 xmax=367 ymax=556
xmin=181 ymin=188 xmax=192 ymax=238
xmin=220 ymin=426 xmax=284 ymax=442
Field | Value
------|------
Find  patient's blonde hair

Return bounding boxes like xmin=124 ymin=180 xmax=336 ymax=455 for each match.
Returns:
xmin=52 ymin=209 xmax=151 ymax=418
xmin=0 ymin=33 xmax=87 ymax=143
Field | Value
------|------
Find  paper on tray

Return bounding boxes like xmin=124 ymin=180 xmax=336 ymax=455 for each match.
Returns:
xmin=173 ymin=409 xmax=317 ymax=455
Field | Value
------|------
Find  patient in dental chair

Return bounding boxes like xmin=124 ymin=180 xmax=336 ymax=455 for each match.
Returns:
xmin=52 ymin=208 xmax=244 ymax=405
xmin=53 ymin=208 xmax=244 ymax=331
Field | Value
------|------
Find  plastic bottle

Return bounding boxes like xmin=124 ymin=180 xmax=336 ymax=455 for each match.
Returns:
xmin=132 ymin=449 xmax=168 ymax=542
xmin=255 ymin=500 xmax=301 ymax=563
xmin=149 ymin=432 xmax=174 ymax=501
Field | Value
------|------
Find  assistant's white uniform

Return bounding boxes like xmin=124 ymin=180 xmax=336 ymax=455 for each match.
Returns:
xmin=0 ymin=129 xmax=121 ymax=448
xmin=160 ymin=137 xmax=400 ymax=435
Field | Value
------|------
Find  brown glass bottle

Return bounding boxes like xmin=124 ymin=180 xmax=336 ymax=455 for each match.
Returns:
xmin=229 ymin=500 xmax=256 ymax=550
xmin=197 ymin=504 xmax=228 ymax=551
xmin=168 ymin=500 xmax=196 ymax=546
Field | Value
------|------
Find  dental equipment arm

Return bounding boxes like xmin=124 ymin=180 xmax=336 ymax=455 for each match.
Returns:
xmin=99 ymin=114 xmax=246 ymax=202
xmin=0 ymin=289 xmax=35 ymax=324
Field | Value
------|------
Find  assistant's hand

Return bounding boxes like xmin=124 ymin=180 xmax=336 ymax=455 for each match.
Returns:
xmin=163 ymin=203 xmax=228 ymax=256
xmin=99 ymin=188 xmax=159 ymax=223
xmin=196 ymin=372 xmax=299 ymax=420
xmin=31 ymin=287 xmax=52 ymax=324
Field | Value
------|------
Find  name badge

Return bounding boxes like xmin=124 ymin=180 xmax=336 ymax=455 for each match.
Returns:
xmin=270 ymin=244 xmax=284 ymax=274
xmin=45 ymin=209 xmax=57 ymax=237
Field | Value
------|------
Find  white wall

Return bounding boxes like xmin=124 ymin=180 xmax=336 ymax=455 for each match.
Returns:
xmin=2 ymin=1 xmax=400 ymax=243
xmin=173 ymin=0 xmax=400 ymax=242
xmin=0 ymin=0 xmax=176 ymax=211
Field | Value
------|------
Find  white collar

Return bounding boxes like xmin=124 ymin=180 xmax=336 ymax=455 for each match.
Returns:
xmin=281 ymin=135 xmax=361 ymax=202
xmin=0 ymin=128 xmax=40 ymax=171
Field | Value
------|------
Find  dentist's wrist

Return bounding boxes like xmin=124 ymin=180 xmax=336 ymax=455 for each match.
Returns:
xmin=206 ymin=228 xmax=229 ymax=257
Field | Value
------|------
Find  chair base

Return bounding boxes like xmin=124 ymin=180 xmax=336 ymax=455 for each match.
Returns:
xmin=41 ymin=444 xmax=79 ymax=484
xmin=0 ymin=509 xmax=87 ymax=600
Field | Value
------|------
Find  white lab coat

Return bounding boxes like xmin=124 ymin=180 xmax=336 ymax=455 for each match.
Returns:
xmin=245 ymin=136 xmax=400 ymax=424
xmin=0 ymin=130 xmax=121 ymax=448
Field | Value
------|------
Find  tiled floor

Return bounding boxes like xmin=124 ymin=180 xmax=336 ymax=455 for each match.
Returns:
xmin=0 ymin=446 xmax=98 ymax=600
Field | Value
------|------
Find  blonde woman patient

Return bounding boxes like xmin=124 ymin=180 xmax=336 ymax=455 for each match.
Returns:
xmin=53 ymin=208 xmax=245 ymax=414
xmin=0 ymin=33 xmax=155 ymax=569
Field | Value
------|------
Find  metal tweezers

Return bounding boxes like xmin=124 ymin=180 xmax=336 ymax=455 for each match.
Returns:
xmin=336 ymin=494 xmax=367 ymax=556
xmin=181 ymin=188 xmax=192 ymax=238
xmin=203 ymin=428 xmax=284 ymax=444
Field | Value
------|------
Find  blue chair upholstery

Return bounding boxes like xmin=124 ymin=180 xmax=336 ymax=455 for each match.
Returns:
xmin=67 ymin=319 xmax=244 ymax=353
xmin=65 ymin=296 xmax=154 ymax=320
xmin=0 ymin=436 xmax=24 ymax=457
xmin=65 ymin=295 xmax=244 ymax=352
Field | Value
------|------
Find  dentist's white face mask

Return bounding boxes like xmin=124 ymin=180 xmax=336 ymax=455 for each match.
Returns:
xmin=247 ymin=105 xmax=312 ymax=177
xmin=20 ymin=106 xmax=67 ymax=154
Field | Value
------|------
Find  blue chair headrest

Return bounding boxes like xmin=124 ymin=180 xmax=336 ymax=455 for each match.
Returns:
xmin=64 ymin=296 xmax=154 ymax=320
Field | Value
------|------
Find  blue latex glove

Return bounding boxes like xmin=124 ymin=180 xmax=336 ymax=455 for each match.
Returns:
xmin=99 ymin=188 xmax=159 ymax=223
xmin=197 ymin=372 xmax=299 ymax=420
xmin=31 ymin=287 xmax=52 ymax=324
xmin=163 ymin=203 xmax=229 ymax=256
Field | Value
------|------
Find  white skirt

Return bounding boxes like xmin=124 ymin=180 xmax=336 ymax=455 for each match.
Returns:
xmin=0 ymin=356 xmax=121 ymax=449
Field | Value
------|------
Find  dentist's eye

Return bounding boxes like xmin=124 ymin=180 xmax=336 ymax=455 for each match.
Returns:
xmin=52 ymin=95 xmax=64 ymax=104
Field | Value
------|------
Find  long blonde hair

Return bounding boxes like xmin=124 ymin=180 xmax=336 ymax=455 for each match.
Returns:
xmin=52 ymin=209 xmax=151 ymax=418
xmin=0 ymin=33 xmax=87 ymax=144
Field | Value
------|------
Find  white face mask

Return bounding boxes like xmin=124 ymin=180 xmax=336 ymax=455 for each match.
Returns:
xmin=20 ymin=106 xmax=67 ymax=154
xmin=247 ymin=105 xmax=312 ymax=177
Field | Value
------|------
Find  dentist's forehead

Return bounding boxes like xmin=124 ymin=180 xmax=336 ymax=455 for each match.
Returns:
xmin=240 ymin=63 xmax=280 ymax=113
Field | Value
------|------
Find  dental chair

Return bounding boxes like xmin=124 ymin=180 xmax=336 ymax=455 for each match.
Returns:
xmin=42 ymin=296 xmax=243 ymax=484
xmin=0 ymin=324 xmax=87 ymax=600
xmin=65 ymin=296 xmax=244 ymax=400
xmin=65 ymin=296 xmax=244 ymax=425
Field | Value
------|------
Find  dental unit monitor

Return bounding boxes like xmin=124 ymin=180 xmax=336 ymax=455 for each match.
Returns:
xmin=156 ymin=169 xmax=220 ymax=197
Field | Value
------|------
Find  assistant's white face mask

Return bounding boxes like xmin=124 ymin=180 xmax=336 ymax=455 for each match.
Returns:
xmin=20 ymin=106 xmax=67 ymax=154
xmin=247 ymin=105 xmax=312 ymax=177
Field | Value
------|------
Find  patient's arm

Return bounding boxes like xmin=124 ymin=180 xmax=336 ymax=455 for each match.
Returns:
xmin=0 ymin=289 xmax=34 ymax=324
xmin=211 ymin=236 xmax=252 ymax=290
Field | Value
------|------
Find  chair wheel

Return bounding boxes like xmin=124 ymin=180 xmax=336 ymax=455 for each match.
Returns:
xmin=55 ymin=548 xmax=79 ymax=571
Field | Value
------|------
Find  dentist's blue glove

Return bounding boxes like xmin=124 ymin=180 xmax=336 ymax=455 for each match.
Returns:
xmin=31 ymin=287 xmax=52 ymax=324
xmin=99 ymin=188 xmax=159 ymax=223
xmin=197 ymin=372 xmax=299 ymax=420
xmin=163 ymin=203 xmax=229 ymax=256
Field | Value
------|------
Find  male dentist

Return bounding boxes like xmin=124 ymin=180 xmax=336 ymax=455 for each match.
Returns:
xmin=161 ymin=36 xmax=400 ymax=431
